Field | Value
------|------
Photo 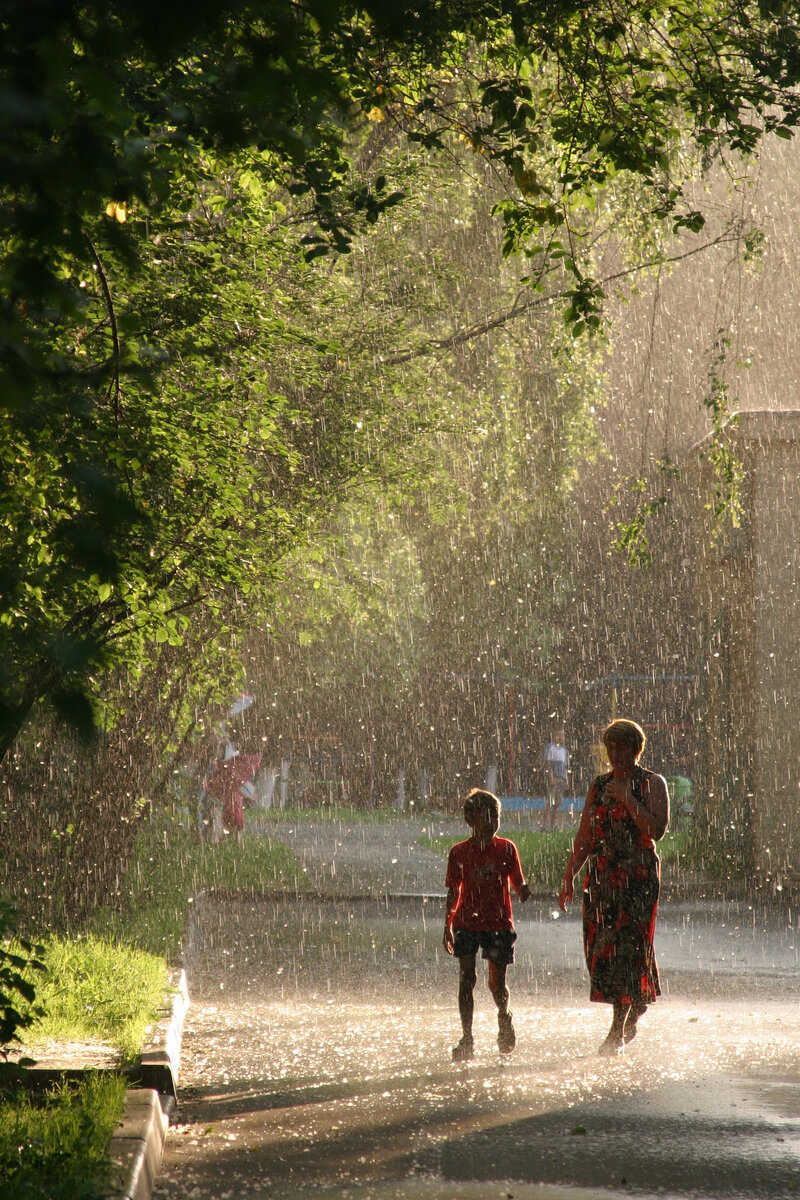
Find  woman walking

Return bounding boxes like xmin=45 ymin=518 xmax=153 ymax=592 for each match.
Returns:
xmin=558 ymin=718 xmax=669 ymax=1055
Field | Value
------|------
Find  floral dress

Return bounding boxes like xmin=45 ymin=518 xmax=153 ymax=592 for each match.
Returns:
xmin=582 ymin=768 xmax=661 ymax=1006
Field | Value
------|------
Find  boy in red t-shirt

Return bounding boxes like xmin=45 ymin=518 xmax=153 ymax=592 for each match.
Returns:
xmin=443 ymin=788 xmax=531 ymax=1061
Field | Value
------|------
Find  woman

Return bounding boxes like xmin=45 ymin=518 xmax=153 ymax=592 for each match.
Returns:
xmin=558 ymin=718 xmax=669 ymax=1055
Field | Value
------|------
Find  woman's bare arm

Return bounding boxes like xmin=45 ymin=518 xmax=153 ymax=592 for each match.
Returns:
xmin=558 ymin=782 xmax=597 ymax=909
xmin=625 ymin=772 xmax=670 ymax=841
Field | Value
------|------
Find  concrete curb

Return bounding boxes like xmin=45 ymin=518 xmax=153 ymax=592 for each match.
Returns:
xmin=132 ymin=968 xmax=190 ymax=1098
xmin=106 ymin=1087 xmax=170 ymax=1200
xmin=107 ymin=968 xmax=189 ymax=1200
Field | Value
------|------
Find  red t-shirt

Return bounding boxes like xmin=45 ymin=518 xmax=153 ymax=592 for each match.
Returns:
xmin=445 ymin=836 xmax=525 ymax=931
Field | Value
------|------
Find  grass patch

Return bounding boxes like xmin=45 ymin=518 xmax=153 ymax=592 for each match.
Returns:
xmin=22 ymin=935 xmax=168 ymax=1064
xmin=0 ymin=1073 xmax=126 ymax=1200
xmin=421 ymin=826 xmax=695 ymax=894
xmin=90 ymin=823 xmax=309 ymax=959
xmin=246 ymin=804 xmax=423 ymax=826
xmin=0 ymin=822 xmax=308 ymax=1198
xmin=8 ymin=824 xmax=306 ymax=1058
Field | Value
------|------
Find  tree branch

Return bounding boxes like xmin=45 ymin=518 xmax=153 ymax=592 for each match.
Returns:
xmin=86 ymin=237 xmax=121 ymax=422
xmin=380 ymin=229 xmax=741 ymax=366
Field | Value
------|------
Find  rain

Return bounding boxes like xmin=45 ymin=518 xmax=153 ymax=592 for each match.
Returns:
xmin=5 ymin=18 xmax=800 ymax=1200
xmin=148 ymin=131 xmax=800 ymax=1198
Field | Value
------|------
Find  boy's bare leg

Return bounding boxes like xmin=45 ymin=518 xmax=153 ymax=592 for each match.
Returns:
xmin=487 ymin=961 xmax=509 ymax=1016
xmin=489 ymin=961 xmax=516 ymax=1053
xmin=457 ymin=953 xmax=477 ymax=1035
xmin=452 ymin=954 xmax=477 ymax=1061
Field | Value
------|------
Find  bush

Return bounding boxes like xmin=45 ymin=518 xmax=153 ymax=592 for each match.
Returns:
xmin=0 ymin=1074 xmax=126 ymax=1200
xmin=0 ymin=895 xmax=45 ymax=1073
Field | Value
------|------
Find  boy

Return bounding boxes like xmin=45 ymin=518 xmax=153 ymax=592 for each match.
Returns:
xmin=443 ymin=787 xmax=531 ymax=1061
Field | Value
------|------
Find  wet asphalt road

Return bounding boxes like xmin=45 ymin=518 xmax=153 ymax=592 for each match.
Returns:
xmin=152 ymin=820 xmax=800 ymax=1200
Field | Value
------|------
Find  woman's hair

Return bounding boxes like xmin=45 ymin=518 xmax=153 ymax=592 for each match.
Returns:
xmin=464 ymin=787 xmax=501 ymax=822
xmin=602 ymin=718 xmax=646 ymax=756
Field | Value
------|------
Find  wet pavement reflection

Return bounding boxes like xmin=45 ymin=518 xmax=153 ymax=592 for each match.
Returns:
xmin=153 ymin=822 xmax=800 ymax=1199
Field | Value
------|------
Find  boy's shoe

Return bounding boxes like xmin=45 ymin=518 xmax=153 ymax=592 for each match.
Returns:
xmin=497 ymin=1012 xmax=516 ymax=1054
xmin=451 ymin=1034 xmax=474 ymax=1062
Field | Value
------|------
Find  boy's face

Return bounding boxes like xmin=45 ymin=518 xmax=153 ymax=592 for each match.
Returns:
xmin=468 ymin=803 xmax=499 ymax=843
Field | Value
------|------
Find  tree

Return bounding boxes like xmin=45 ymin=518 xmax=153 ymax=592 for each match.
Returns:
xmin=3 ymin=0 xmax=800 ymax=758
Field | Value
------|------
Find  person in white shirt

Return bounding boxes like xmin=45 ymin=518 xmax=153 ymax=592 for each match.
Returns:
xmin=543 ymin=729 xmax=568 ymax=830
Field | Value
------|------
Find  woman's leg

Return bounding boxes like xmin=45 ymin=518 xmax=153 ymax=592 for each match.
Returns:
xmin=599 ymin=1000 xmax=630 ymax=1055
xmin=624 ymin=999 xmax=647 ymax=1042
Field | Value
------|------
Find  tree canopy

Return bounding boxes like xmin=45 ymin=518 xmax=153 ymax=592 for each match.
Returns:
xmin=3 ymin=0 xmax=800 ymax=759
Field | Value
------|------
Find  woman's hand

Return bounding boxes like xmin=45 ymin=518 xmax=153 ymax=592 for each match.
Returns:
xmin=558 ymin=874 xmax=574 ymax=912
xmin=607 ymin=771 xmax=669 ymax=840
xmin=443 ymin=924 xmax=454 ymax=955
xmin=604 ymin=775 xmax=630 ymax=806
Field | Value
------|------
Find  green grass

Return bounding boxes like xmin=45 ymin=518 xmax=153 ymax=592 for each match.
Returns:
xmin=421 ymin=826 xmax=695 ymax=894
xmin=90 ymin=822 xmax=309 ymax=958
xmin=246 ymin=803 xmax=422 ymax=825
xmin=0 ymin=1073 xmax=126 ymax=1200
xmin=21 ymin=935 xmax=168 ymax=1064
xmin=0 ymin=821 xmax=309 ymax=1199
xmin=6 ymin=823 xmax=307 ymax=1060
xmin=658 ymin=826 xmax=693 ymax=865
xmin=420 ymin=829 xmax=574 ymax=893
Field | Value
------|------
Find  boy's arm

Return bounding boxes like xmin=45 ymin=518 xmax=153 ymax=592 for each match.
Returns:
xmin=443 ymin=884 xmax=460 ymax=954
xmin=508 ymin=842 xmax=532 ymax=903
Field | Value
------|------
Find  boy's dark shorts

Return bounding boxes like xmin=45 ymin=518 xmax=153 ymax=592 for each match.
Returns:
xmin=452 ymin=928 xmax=517 ymax=965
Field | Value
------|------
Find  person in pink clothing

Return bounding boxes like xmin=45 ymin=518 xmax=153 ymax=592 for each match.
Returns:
xmin=443 ymin=788 xmax=531 ymax=1061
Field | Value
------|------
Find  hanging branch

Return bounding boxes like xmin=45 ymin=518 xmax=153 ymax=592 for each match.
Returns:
xmin=380 ymin=229 xmax=741 ymax=366
xmin=86 ymin=236 xmax=121 ymax=424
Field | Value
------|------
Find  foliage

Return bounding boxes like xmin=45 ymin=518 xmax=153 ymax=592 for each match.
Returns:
xmin=0 ymin=896 xmax=45 ymax=1070
xmin=610 ymin=461 xmax=679 ymax=568
xmin=238 ymin=127 xmax=610 ymax=802
xmin=0 ymin=1073 xmax=126 ymax=1200
xmin=2 ymin=0 xmax=800 ymax=756
xmin=700 ymin=338 xmax=746 ymax=539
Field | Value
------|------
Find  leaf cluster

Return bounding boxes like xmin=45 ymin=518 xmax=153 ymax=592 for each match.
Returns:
xmin=0 ymin=895 xmax=45 ymax=1068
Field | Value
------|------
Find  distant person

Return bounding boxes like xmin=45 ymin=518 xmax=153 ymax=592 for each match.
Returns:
xmin=558 ymin=718 xmax=669 ymax=1055
xmin=543 ymin=728 xmax=569 ymax=829
xmin=443 ymin=788 xmax=531 ymax=1061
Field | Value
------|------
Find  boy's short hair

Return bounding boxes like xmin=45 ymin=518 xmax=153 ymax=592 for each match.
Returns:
xmin=464 ymin=787 xmax=501 ymax=822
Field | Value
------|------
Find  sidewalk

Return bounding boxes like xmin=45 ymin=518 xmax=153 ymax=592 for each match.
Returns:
xmin=254 ymin=815 xmax=458 ymax=897
xmin=153 ymin=833 xmax=800 ymax=1200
